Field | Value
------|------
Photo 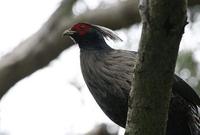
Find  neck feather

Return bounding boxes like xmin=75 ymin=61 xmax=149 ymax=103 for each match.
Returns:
xmin=79 ymin=40 xmax=112 ymax=50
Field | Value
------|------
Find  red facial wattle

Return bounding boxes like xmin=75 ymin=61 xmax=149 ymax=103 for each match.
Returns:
xmin=71 ymin=23 xmax=91 ymax=36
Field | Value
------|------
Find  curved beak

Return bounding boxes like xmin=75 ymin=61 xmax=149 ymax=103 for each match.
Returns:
xmin=62 ymin=29 xmax=76 ymax=37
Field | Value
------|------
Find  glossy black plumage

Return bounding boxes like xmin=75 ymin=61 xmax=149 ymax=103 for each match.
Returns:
xmin=64 ymin=23 xmax=200 ymax=135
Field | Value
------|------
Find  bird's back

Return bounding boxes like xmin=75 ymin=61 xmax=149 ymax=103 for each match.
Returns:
xmin=80 ymin=49 xmax=136 ymax=126
xmin=80 ymin=49 xmax=200 ymax=135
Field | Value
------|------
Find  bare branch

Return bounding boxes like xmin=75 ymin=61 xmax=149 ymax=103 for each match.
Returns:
xmin=0 ymin=0 xmax=199 ymax=99
xmin=0 ymin=0 xmax=139 ymax=99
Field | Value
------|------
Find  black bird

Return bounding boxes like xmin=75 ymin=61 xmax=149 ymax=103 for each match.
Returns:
xmin=63 ymin=23 xmax=200 ymax=135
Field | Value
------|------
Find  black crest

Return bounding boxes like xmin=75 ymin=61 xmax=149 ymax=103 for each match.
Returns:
xmin=91 ymin=24 xmax=123 ymax=42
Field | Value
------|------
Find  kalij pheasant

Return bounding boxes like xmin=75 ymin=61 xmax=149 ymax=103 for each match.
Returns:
xmin=63 ymin=23 xmax=200 ymax=135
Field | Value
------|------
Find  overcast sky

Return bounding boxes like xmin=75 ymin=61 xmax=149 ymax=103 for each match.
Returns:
xmin=0 ymin=0 xmax=119 ymax=135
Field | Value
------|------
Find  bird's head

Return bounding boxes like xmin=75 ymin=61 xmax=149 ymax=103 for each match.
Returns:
xmin=63 ymin=23 xmax=122 ymax=50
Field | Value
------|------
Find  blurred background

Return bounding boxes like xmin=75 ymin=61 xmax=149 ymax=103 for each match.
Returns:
xmin=0 ymin=0 xmax=200 ymax=135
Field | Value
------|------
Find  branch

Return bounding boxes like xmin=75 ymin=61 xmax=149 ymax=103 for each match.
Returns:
xmin=0 ymin=0 xmax=77 ymax=98
xmin=125 ymin=0 xmax=187 ymax=134
xmin=0 ymin=0 xmax=198 ymax=99
xmin=0 ymin=0 xmax=139 ymax=99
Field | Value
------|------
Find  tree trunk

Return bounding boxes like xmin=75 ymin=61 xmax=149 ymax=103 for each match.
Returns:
xmin=125 ymin=0 xmax=187 ymax=135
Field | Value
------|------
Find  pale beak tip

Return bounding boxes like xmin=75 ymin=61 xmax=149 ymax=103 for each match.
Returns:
xmin=62 ymin=29 xmax=76 ymax=37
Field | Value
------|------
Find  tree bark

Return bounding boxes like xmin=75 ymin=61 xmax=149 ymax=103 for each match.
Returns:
xmin=0 ymin=0 xmax=198 ymax=99
xmin=125 ymin=0 xmax=187 ymax=135
xmin=188 ymin=0 xmax=200 ymax=6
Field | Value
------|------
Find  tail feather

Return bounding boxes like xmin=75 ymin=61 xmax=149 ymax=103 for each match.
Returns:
xmin=188 ymin=107 xmax=200 ymax=135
